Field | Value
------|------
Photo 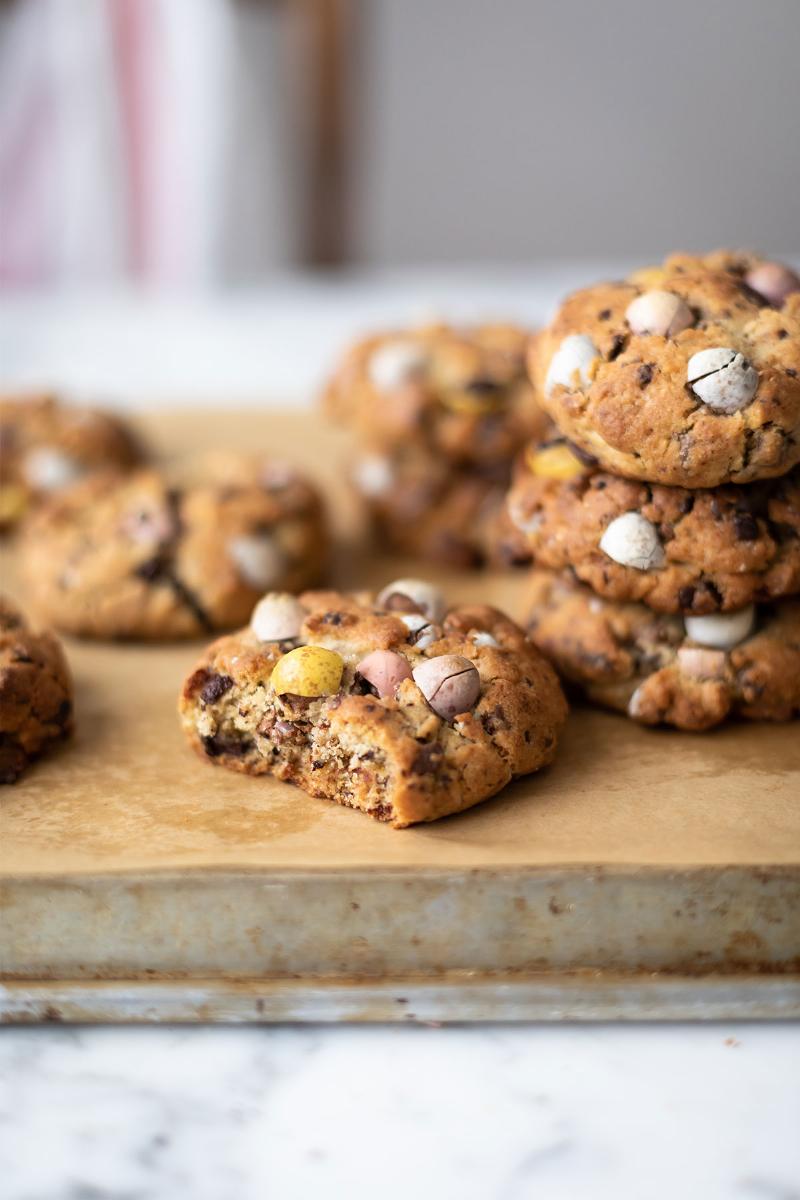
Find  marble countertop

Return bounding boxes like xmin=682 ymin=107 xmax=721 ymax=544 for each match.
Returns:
xmin=1 ymin=1023 xmax=798 ymax=1199
xmin=2 ymin=272 xmax=798 ymax=1198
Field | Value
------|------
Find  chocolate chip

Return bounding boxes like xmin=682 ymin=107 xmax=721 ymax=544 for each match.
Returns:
xmin=787 ymin=368 xmax=797 ymax=378
xmin=136 ymin=556 xmax=165 ymax=581
xmin=464 ymin=377 xmax=502 ymax=394
xmin=777 ymin=329 xmax=788 ymax=339
xmin=352 ymin=672 xmax=378 ymax=697
xmin=679 ymin=494 xmax=695 ymax=515
xmin=608 ymin=334 xmax=626 ymax=361
xmin=565 ymin=440 xmax=598 ymax=468
xmin=481 ymin=704 xmax=509 ymax=736
xmin=637 ymin=363 xmax=654 ymax=387
xmin=322 ymin=611 xmax=346 ymax=626
xmin=201 ymin=733 xmax=247 ymax=758
xmin=734 ymin=513 xmax=759 ymax=541
xmin=200 ymin=673 xmax=234 ymax=704
xmin=411 ymin=743 xmax=443 ymax=775
xmin=598 ymin=308 xmax=612 ymax=320
xmin=678 ymin=586 xmax=696 ymax=609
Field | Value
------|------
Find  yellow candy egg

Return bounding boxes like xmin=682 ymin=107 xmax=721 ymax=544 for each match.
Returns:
xmin=0 ymin=484 xmax=29 ymax=524
xmin=526 ymin=442 xmax=586 ymax=481
xmin=440 ymin=385 xmax=506 ymax=415
xmin=270 ymin=645 xmax=344 ymax=697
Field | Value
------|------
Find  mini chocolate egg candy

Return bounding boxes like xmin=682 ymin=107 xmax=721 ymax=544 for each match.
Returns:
xmin=356 ymin=649 xmax=412 ymax=698
xmin=270 ymin=645 xmax=344 ymax=697
xmin=599 ymin=512 xmax=665 ymax=571
xmin=251 ymin=592 xmax=307 ymax=642
xmin=412 ymin=653 xmax=481 ymax=722
xmin=377 ymin=578 xmax=446 ymax=622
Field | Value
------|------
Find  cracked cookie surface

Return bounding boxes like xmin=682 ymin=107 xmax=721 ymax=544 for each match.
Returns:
xmin=20 ymin=458 xmax=328 ymax=640
xmin=530 ymin=252 xmax=800 ymax=487
xmin=325 ymin=322 xmax=544 ymax=467
xmin=0 ymin=596 xmax=73 ymax=782
xmin=0 ymin=392 xmax=143 ymax=530
xmin=508 ymin=438 xmax=800 ymax=613
xmin=179 ymin=585 xmax=567 ymax=826
xmin=524 ymin=570 xmax=800 ymax=731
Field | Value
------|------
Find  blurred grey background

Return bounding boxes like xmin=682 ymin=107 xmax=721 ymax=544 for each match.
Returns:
xmin=357 ymin=0 xmax=800 ymax=263
xmin=1 ymin=0 xmax=798 ymax=285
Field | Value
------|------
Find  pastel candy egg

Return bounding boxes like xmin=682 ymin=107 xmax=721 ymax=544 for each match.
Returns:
xmin=684 ymin=606 xmax=755 ymax=650
xmin=228 ymin=534 xmax=286 ymax=589
xmin=377 ymin=578 xmax=446 ymax=622
xmin=744 ymin=261 xmax=800 ymax=307
xmin=599 ymin=512 xmax=665 ymax=571
xmin=356 ymin=649 xmax=413 ymax=698
xmin=250 ymin=592 xmax=306 ymax=642
xmin=369 ymin=341 xmax=427 ymax=391
xmin=625 ymin=290 xmax=694 ymax=337
xmin=397 ymin=612 xmax=440 ymax=649
xmin=270 ymin=645 xmax=344 ymax=697
xmin=526 ymin=442 xmax=586 ymax=480
xmin=23 ymin=447 xmax=83 ymax=492
xmin=545 ymin=335 xmax=599 ymax=396
xmin=687 ymin=348 xmax=759 ymax=413
xmin=412 ymin=654 xmax=481 ymax=722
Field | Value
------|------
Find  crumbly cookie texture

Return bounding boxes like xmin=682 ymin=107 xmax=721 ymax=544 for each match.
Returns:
xmin=524 ymin=570 xmax=800 ymax=731
xmin=21 ymin=458 xmax=328 ymax=640
xmin=530 ymin=252 xmax=800 ymax=488
xmin=0 ymin=596 xmax=73 ymax=782
xmin=0 ymin=392 xmax=143 ymax=530
xmin=351 ymin=445 xmax=528 ymax=568
xmin=179 ymin=582 xmax=567 ymax=827
xmin=508 ymin=438 xmax=800 ymax=613
xmin=324 ymin=322 xmax=546 ymax=467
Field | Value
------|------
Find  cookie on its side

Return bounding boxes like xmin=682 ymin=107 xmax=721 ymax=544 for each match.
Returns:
xmin=324 ymin=322 xmax=545 ymax=467
xmin=0 ymin=392 xmax=143 ymax=530
xmin=351 ymin=445 xmax=529 ymax=569
xmin=524 ymin=570 xmax=800 ymax=732
xmin=507 ymin=439 xmax=800 ymax=613
xmin=179 ymin=581 xmax=567 ymax=826
xmin=21 ymin=458 xmax=329 ymax=640
xmin=0 ymin=597 xmax=73 ymax=782
xmin=530 ymin=252 xmax=800 ymax=488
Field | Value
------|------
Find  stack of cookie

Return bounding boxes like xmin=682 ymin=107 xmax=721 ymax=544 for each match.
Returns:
xmin=324 ymin=322 xmax=546 ymax=567
xmin=507 ymin=251 xmax=800 ymax=730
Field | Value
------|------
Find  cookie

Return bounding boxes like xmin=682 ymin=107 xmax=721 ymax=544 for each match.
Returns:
xmin=352 ymin=446 xmax=528 ymax=569
xmin=507 ymin=439 xmax=800 ymax=613
xmin=20 ymin=457 xmax=328 ymax=640
xmin=0 ymin=596 xmax=73 ymax=782
xmin=0 ymin=392 xmax=142 ymax=530
xmin=325 ymin=322 xmax=545 ymax=467
xmin=524 ymin=570 xmax=800 ymax=731
xmin=530 ymin=252 xmax=800 ymax=488
xmin=179 ymin=580 xmax=567 ymax=826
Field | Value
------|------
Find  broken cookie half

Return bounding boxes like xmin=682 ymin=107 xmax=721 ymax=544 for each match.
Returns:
xmin=178 ymin=578 xmax=567 ymax=827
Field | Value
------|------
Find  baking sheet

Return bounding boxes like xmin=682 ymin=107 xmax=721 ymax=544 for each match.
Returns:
xmin=1 ymin=410 xmax=799 ymax=1021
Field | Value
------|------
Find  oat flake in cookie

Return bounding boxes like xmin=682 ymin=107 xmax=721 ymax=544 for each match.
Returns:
xmin=20 ymin=456 xmax=328 ymax=640
xmin=529 ymin=251 xmax=800 ymax=488
xmin=524 ymin=570 xmax=800 ymax=732
xmin=0 ymin=392 xmax=143 ymax=531
xmin=0 ymin=596 xmax=73 ymax=782
xmin=179 ymin=581 xmax=567 ymax=827
xmin=507 ymin=439 xmax=800 ymax=614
